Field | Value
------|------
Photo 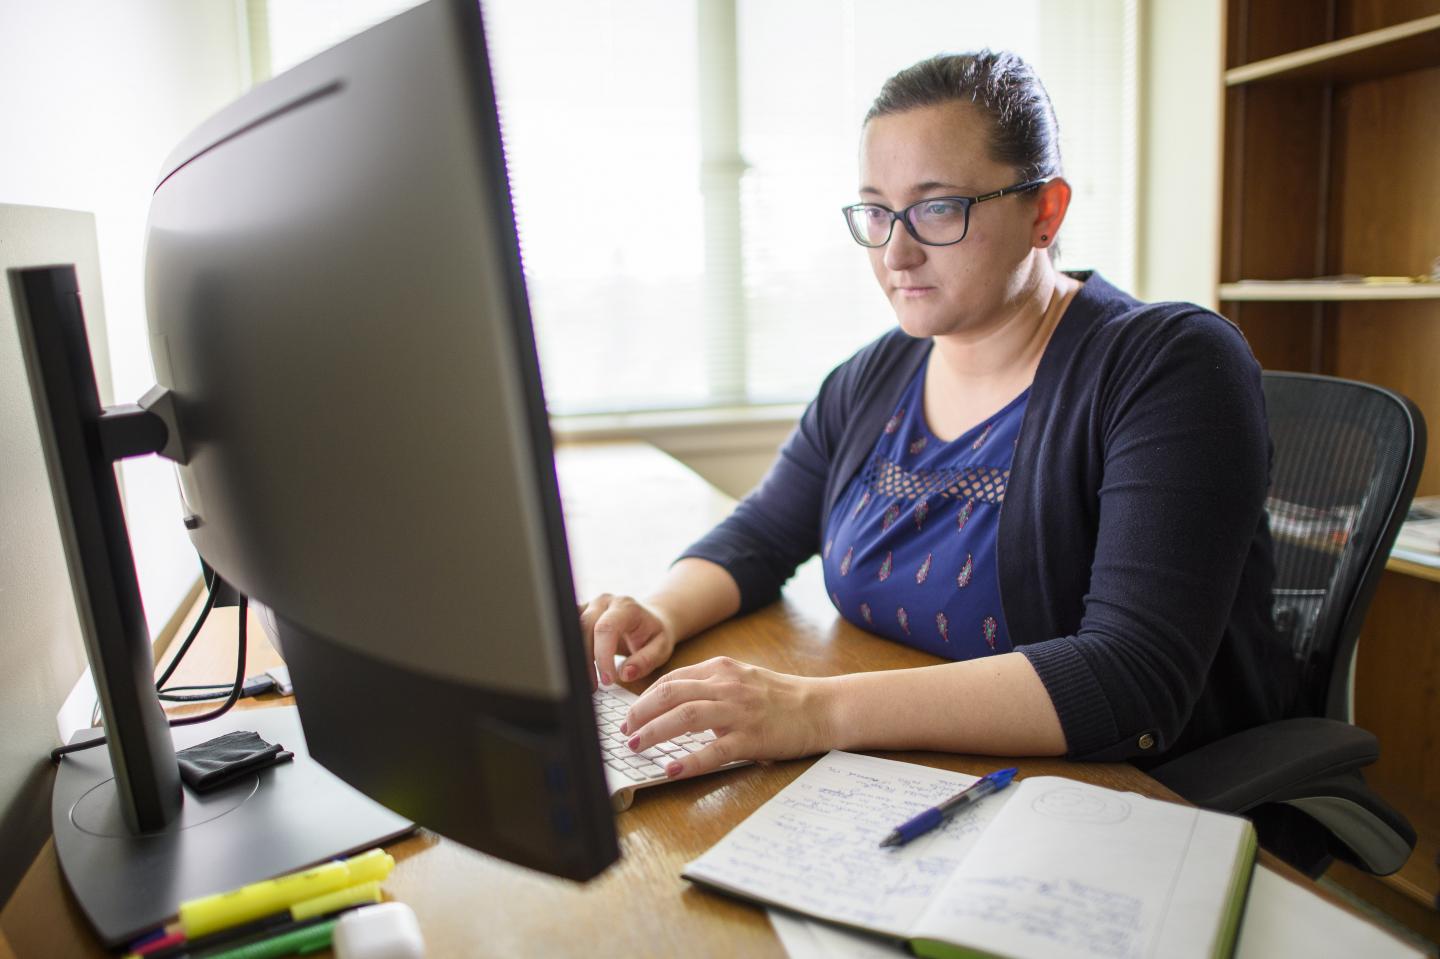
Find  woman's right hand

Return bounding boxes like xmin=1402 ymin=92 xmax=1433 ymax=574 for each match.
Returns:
xmin=579 ymin=593 xmax=678 ymax=689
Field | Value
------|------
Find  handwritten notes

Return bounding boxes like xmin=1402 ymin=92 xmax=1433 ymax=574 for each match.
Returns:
xmin=685 ymin=752 xmax=1008 ymax=936
xmin=926 ymin=875 xmax=1147 ymax=958
xmin=684 ymin=752 xmax=1256 ymax=959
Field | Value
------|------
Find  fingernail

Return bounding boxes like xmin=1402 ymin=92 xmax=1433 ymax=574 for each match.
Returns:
xmin=600 ymin=672 xmax=612 ymax=685
xmin=627 ymin=736 xmax=640 ymax=751
xmin=621 ymin=665 xmax=636 ymax=681
xmin=618 ymin=721 xmax=628 ymax=735
xmin=665 ymin=762 xmax=683 ymax=778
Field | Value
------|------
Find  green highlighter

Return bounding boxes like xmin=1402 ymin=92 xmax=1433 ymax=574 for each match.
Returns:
xmin=202 ymin=917 xmax=338 ymax=959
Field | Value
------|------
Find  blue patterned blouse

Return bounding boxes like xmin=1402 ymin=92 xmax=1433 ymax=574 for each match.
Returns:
xmin=822 ymin=363 xmax=1028 ymax=660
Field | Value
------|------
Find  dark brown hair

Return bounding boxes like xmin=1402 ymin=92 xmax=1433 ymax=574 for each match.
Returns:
xmin=865 ymin=50 xmax=1063 ymax=184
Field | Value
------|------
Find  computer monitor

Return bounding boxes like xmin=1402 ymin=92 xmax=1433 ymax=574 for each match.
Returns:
xmin=14 ymin=0 xmax=617 ymax=945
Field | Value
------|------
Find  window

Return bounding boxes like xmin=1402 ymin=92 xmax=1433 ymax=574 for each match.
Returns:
xmin=262 ymin=0 xmax=1137 ymax=416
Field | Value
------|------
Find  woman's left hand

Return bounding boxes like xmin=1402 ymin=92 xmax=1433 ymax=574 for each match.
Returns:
xmin=620 ymin=657 xmax=836 ymax=780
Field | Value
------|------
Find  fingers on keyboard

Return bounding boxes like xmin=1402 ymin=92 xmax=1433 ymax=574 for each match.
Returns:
xmin=597 ymin=686 xmax=732 ymax=786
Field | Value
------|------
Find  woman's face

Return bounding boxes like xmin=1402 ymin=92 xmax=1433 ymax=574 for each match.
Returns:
xmin=858 ymin=100 xmax=1043 ymax=340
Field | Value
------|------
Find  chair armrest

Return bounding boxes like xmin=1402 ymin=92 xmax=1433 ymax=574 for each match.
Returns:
xmin=1148 ymin=717 xmax=1378 ymax=812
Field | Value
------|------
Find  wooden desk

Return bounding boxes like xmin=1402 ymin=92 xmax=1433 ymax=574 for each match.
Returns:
xmin=0 ymin=443 xmax=1405 ymax=957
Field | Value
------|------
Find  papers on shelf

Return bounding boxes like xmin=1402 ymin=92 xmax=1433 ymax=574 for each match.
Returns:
xmin=1394 ymin=495 xmax=1440 ymax=556
xmin=1390 ymin=546 xmax=1440 ymax=569
xmin=1264 ymin=493 xmax=1440 ymax=568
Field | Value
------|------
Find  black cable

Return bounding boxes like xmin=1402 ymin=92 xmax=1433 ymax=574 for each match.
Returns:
xmin=51 ymin=733 xmax=103 ymax=761
xmin=159 ymin=691 xmax=233 ymax=702
xmin=158 ymin=670 xmax=275 ymax=703
xmin=153 ymin=574 xmax=220 ymax=690
xmin=170 ymin=596 xmax=247 ymax=728
xmin=51 ymin=596 xmax=249 ymax=762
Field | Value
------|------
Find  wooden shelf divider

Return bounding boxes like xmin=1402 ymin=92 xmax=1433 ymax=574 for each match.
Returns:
xmin=1384 ymin=554 xmax=1440 ymax=585
xmin=1225 ymin=13 xmax=1440 ymax=86
xmin=1220 ymin=281 xmax=1440 ymax=302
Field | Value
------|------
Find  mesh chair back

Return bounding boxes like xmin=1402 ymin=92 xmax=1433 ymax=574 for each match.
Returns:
xmin=1262 ymin=372 xmax=1425 ymax=721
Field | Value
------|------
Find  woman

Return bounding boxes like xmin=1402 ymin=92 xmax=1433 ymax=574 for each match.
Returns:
xmin=581 ymin=51 xmax=1294 ymax=781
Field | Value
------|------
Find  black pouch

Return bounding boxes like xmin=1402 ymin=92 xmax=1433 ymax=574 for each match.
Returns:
xmin=176 ymin=730 xmax=295 ymax=792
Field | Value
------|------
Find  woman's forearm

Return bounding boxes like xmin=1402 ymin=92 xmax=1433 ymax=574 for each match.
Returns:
xmin=644 ymin=557 xmax=743 ymax=644
xmin=820 ymin=652 xmax=1068 ymax=757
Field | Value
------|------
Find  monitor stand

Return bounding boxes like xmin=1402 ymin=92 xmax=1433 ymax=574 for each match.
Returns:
xmin=11 ymin=265 xmax=413 ymax=947
xmin=52 ymin=704 xmax=414 ymax=947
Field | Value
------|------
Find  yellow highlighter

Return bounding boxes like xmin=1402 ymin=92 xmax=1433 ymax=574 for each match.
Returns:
xmin=178 ymin=848 xmax=395 ymax=938
xmin=291 ymin=879 xmax=383 ymax=920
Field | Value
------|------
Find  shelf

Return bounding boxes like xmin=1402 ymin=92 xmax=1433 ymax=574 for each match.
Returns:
xmin=1386 ymin=553 xmax=1440 ymax=585
xmin=1219 ymin=281 xmax=1440 ymax=302
xmin=1225 ymin=13 xmax=1440 ymax=86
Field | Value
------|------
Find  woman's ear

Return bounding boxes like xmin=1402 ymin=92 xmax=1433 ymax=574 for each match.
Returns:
xmin=1032 ymin=177 xmax=1072 ymax=248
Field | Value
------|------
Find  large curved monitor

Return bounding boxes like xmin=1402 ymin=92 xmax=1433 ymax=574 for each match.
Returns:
xmin=24 ymin=0 xmax=616 ymax=944
xmin=145 ymin=0 xmax=614 ymax=872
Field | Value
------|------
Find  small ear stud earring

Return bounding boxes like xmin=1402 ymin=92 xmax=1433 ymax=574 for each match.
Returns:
xmin=1040 ymin=234 xmax=1048 ymax=242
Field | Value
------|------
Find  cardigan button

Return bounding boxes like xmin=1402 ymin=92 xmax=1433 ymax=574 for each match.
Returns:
xmin=1137 ymin=733 xmax=1156 ymax=750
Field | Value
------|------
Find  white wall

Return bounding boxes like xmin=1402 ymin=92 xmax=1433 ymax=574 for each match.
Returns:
xmin=0 ymin=1 xmax=249 ymax=638
xmin=0 ymin=1 xmax=247 ymax=901
xmin=0 ymin=206 xmax=112 ymax=903
xmin=1135 ymin=0 xmax=1225 ymax=309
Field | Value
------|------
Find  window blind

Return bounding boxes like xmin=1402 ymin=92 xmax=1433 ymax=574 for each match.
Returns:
xmin=263 ymin=0 xmax=1137 ymax=416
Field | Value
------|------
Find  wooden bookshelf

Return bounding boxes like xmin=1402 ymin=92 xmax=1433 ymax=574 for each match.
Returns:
xmin=1220 ymin=0 xmax=1440 ymax=941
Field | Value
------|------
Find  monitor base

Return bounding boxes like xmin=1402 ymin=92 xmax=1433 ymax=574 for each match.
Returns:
xmin=52 ymin=705 xmax=415 ymax=947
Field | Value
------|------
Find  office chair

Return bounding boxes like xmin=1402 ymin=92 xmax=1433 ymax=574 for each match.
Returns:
xmin=1151 ymin=371 xmax=1425 ymax=877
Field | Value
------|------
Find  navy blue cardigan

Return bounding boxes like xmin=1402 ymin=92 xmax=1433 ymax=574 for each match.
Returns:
xmin=681 ymin=274 xmax=1295 ymax=765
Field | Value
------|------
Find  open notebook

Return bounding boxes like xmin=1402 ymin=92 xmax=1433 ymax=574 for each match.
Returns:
xmin=683 ymin=751 xmax=1256 ymax=959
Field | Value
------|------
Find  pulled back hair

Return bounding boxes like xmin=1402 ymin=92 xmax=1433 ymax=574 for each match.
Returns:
xmin=864 ymin=50 xmax=1063 ymax=185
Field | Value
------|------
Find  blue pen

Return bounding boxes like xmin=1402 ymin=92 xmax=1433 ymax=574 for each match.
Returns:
xmin=878 ymin=767 xmax=1018 ymax=848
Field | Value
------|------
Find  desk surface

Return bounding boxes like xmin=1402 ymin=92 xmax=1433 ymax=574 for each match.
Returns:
xmin=0 ymin=443 xmax=1398 ymax=958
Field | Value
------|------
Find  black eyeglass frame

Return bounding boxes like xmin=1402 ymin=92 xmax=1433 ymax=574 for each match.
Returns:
xmin=841 ymin=177 xmax=1051 ymax=248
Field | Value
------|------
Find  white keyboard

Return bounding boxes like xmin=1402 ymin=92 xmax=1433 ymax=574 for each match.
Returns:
xmin=592 ymin=685 xmax=747 ymax=811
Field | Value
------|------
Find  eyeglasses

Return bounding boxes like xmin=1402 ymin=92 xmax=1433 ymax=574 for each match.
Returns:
xmin=841 ymin=178 xmax=1050 ymax=248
